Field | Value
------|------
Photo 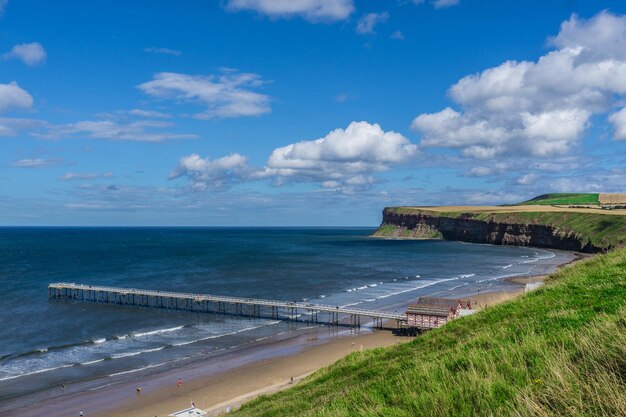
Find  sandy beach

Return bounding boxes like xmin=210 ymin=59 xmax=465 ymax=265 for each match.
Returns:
xmin=87 ymin=328 xmax=405 ymax=417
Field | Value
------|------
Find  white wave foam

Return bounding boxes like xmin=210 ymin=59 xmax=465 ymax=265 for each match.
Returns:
xmin=134 ymin=325 xmax=184 ymax=338
xmin=92 ymin=338 xmax=106 ymax=344
xmin=375 ymin=277 xmax=460 ymax=300
xmin=82 ymin=358 xmax=105 ymax=366
xmin=110 ymin=346 xmax=165 ymax=359
xmin=108 ymin=361 xmax=169 ymax=377
xmin=172 ymin=322 xmax=279 ymax=347
xmin=502 ymin=264 xmax=513 ymax=269
xmin=0 ymin=364 xmax=74 ymax=382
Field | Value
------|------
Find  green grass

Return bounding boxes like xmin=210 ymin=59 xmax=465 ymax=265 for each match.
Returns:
xmin=381 ymin=208 xmax=626 ymax=250
xmin=521 ymin=193 xmax=599 ymax=206
xmin=234 ymin=250 xmax=626 ymax=417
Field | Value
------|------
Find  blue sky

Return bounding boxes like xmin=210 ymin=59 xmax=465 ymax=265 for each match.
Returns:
xmin=2 ymin=0 xmax=626 ymax=226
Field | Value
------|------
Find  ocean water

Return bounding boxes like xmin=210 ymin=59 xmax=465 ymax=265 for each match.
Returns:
xmin=0 ymin=227 xmax=573 ymax=409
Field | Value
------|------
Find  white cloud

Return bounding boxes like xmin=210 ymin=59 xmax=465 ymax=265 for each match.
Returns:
xmin=36 ymin=120 xmax=197 ymax=142
xmin=356 ymin=12 xmax=389 ymax=35
xmin=432 ymin=0 xmax=459 ymax=9
xmin=144 ymin=47 xmax=182 ymax=56
xmin=515 ymin=173 xmax=540 ymax=186
xmin=171 ymin=122 xmax=418 ymax=193
xmin=262 ymin=121 xmax=417 ymax=191
xmin=128 ymin=109 xmax=172 ymax=119
xmin=137 ymin=71 xmax=271 ymax=119
xmin=169 ymin=153 xmax=251 ymax=191
xmin=10 ymin=158 xmax=62 ymax=168
xmin=412 ymin=11 xmax=626 ymax=159
xmin=2 ymin=42 xmax=46 ymax=66
xmin=608 ymin=107 xmax=626 ymax=140
xmin=226 ymin=0 xmax=354 ymax=22
xmin=60 ymin=172 xmax=113 ymax=181
xmin=0 ymin=82 xmax=33 ymax=112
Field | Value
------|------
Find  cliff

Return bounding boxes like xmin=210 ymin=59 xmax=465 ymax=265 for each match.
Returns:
xmin=372 ymin=207 xmax=626 ymax=253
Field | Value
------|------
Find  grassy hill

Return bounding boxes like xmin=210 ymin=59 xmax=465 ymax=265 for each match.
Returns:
xmin=233 ymin=249 xmax=626 ymax=417
xmin=520 ymin=193 xmax=599 ymax=206
xmin=376 ymin=206 xmax=626 ymax=251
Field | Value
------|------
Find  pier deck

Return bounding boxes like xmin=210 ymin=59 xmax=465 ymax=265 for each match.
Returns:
xmin=48 ymin=282 xmax=407 ymax=329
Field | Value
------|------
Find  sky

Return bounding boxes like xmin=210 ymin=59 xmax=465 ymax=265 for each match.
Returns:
xmin=2 ymin=0 xmax=626 ymax=226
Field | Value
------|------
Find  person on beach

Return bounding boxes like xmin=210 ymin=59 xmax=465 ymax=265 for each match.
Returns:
xmin=177 ymin=378 xmax=182 ymax=388
xmin=79 ymin=411 xmax=84 ymax=417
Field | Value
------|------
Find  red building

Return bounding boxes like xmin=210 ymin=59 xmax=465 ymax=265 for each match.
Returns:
xmin=405 ymin=297 xmax=470 ymax=329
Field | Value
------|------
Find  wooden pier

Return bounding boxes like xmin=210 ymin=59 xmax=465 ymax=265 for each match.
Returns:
xmin=48 ymin=283 xmax=406 ymax=329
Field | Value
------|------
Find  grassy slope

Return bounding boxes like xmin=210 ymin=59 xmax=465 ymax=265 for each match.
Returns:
xmin=234 ymin=250 xmax=626 ymax=417
xmin=521 ymin=193 xmax=599 ymax=206
xmin=380 ymin=208 xmax=626 ymax=250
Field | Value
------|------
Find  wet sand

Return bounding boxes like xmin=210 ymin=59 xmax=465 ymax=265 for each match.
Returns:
xmin=95 ymin=329 xmax=405 ymax=417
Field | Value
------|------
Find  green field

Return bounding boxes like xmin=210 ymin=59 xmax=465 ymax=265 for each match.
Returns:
xmin=234 ymin=250 xmax=626 ymax=417
xmin=520 ymin=193 xmax=599 ymax=206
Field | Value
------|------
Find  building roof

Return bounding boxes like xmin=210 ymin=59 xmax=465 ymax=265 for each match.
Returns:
xmin=406 ymin=297 xmax=466 ymax=316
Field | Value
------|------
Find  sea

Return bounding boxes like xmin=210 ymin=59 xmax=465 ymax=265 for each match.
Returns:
xmin=0 ymin=227 xmax=574 ymax=413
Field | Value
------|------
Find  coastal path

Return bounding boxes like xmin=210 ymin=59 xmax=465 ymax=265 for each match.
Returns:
xmin=48 ymin=283 xmax=407 ymax=329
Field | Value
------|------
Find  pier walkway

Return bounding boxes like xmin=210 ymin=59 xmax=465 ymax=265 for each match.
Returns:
xmin=48 ymin=283 xmax=407 ymax=329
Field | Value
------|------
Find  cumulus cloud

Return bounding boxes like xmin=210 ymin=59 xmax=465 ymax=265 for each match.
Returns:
xmin=226 ymin=0 xmax=354 ymax=22
xmin=356 ymin=12 xmax=389 ymax=35
xmin=171 ymin=122 xmax=417 ymax=193
xmin=137 ymin=71 xmax=271 ymax=119
xmin=608 ymin=107 xmax=626 ymax=140
xmin=35 ymin=120 xmax=197 ymax=142
xmin=169 ymin=153 xmax=251 ymax=191
xmin=144 ymin=47 xmax=182 ymax=56
xmin=0 ymin=82 xmax=33 ymax=112
xmin=412 ymin=11 xmax=626 ymax=159
xmin=2 ymin=42 xmax=46 ymax=66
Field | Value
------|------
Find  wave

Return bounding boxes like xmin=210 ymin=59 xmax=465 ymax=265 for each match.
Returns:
xmin=81 ymin=358 xmax=105 ymax=366
xmin=374 ymin=277 xmax=459 ymax=300
xmin=110 ymin=346 xmax=166 ymax=359
xmin=502 ymin=264 xmax=513 ymax=269
xmin=133 ymin=325 xmax=184 ymax=338
xmin=0 ymin=363 xmax=74 ymax=382
xmin=92 ymin=338 xmax=106 ymax=344
xmin=108 ymin=361 xmax=169 ymax=378
xmin=172 ymin=322 xmax=280 ymax=347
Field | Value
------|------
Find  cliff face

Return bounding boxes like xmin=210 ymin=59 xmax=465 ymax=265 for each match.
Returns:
xmin=375 ymin=208 xmax=599 ymax=253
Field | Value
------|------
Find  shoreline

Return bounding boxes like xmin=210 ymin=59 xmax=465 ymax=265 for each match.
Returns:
xmin=3 ymin=247 xmax=578 ymax=417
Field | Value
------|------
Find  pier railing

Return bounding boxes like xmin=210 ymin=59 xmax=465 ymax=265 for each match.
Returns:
xmin=48 ymin=282 xmax=407 ymax=329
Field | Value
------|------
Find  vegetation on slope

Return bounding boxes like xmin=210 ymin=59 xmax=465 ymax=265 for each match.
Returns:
xmin=234 ymin=250 xmax=626 ymax=417
xmin=381 ymin=207 xmax=626 ymax=250
xmin=520 ymin=193 xmax=599 ymax=206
